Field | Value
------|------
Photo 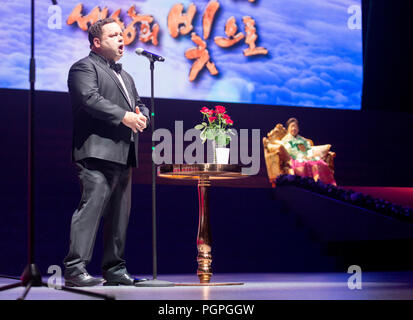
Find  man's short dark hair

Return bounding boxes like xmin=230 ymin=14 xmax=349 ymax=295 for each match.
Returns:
xmin=286 ymin=117 xmax=299 ymax=129
xmin=88 ymin=18 xmax=116 ymax=47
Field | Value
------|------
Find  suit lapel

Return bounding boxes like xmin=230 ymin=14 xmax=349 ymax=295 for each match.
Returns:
xmin=103 ymin=66 xmax=134 ymax=111
xmin=120 ymin=72 xmax=135 ymax=109
xmin=89 ymin=52 xmax=134 ymax=111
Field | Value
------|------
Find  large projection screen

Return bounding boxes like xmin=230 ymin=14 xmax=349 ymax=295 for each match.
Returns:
xmin=0 ymin=0 xmax=362 ymax=109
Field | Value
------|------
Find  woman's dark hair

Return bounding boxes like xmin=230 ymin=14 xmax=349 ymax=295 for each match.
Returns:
xmin=286 ymin=117 xmax=299 ymax=129
xmin=88 ymin=18 xmax=116 ymax=48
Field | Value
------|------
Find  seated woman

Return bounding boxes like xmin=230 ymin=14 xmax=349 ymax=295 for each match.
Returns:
xmin=281 ymin=118 xmax=336 ymax=186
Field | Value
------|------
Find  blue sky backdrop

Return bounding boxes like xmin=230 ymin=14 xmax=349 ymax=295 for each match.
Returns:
xmin=0 ymin=0 xmax=362 ymax=109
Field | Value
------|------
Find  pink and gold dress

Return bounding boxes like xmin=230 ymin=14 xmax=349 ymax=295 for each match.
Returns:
xmin=281 ymin=133 xmax=336 ymax=185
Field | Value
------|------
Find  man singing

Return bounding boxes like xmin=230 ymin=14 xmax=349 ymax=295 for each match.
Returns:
xmin=63 ymin=18 xmax=149 ymax=287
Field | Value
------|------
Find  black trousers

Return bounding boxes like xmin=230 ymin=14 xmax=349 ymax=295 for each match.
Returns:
xmin=63 ymin=144 xmax=136 ymax=278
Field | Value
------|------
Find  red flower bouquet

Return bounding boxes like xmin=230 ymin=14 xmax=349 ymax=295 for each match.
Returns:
xmin=195 ymin=105 xmax=235 ymax=147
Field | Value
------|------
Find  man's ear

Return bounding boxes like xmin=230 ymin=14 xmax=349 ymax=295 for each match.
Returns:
xmin=93 ymin=37 xmax=101 ymax=48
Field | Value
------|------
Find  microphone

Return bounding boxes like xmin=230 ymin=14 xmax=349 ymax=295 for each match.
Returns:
xmin=135 ymin=48 xmax=165 ymax=62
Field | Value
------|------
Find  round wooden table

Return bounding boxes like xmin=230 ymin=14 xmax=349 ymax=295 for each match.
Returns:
xmin=158 ymin=164 xmax=248 ymax=285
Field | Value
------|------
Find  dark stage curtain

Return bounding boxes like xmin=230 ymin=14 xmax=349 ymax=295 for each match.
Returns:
xmin=361 ymin=0 xmax=411 ymax=112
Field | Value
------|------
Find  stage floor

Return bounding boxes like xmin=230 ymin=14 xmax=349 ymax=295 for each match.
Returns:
xmin=1 ymin=272 xmax=413 ymax=300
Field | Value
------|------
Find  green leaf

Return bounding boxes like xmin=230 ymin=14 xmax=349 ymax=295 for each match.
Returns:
xmin=217 ymin=134 xmax=227 ymax=147
xmin=206 ymin=130 xmax=215 ymax=140
xmin=194 ymin=124 xmax=205 ymax=130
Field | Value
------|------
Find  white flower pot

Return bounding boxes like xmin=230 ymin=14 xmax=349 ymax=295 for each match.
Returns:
xmin=215 ymin=147 xmax=230 ymax=164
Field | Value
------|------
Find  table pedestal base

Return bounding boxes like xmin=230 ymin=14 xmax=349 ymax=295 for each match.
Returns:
xmin=197 ymin=249 xmax=212 ymax=283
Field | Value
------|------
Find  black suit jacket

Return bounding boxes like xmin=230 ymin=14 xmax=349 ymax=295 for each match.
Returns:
xmin=68 ymin=51 xmax=149 ymax=167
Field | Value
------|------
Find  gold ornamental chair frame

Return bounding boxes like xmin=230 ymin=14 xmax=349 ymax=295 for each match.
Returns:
xmin=262 ymin=124 xmax=336 ymax=186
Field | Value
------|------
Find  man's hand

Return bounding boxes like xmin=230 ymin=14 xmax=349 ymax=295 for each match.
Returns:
xmin=122 ymin=109 xmax=147 ymax=133
xmin=135 ymin=106 xmax=148 ymax=131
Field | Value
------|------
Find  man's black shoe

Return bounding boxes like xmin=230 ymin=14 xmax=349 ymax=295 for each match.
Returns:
xmin=103 ymin=273 xmax=148 ymax=286
xmin=65 ymin=273 xmax=104 ymax=287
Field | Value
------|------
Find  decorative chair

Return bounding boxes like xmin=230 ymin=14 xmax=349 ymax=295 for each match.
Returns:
xmin=263 ymin=123 xmax=336 ymax=186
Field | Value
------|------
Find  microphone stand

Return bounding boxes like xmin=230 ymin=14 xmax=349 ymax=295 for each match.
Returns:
xmin=0 ymin=0 xmax=112 ymax=300
xmin=135 ymin=58 xmax=173 ymax=287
